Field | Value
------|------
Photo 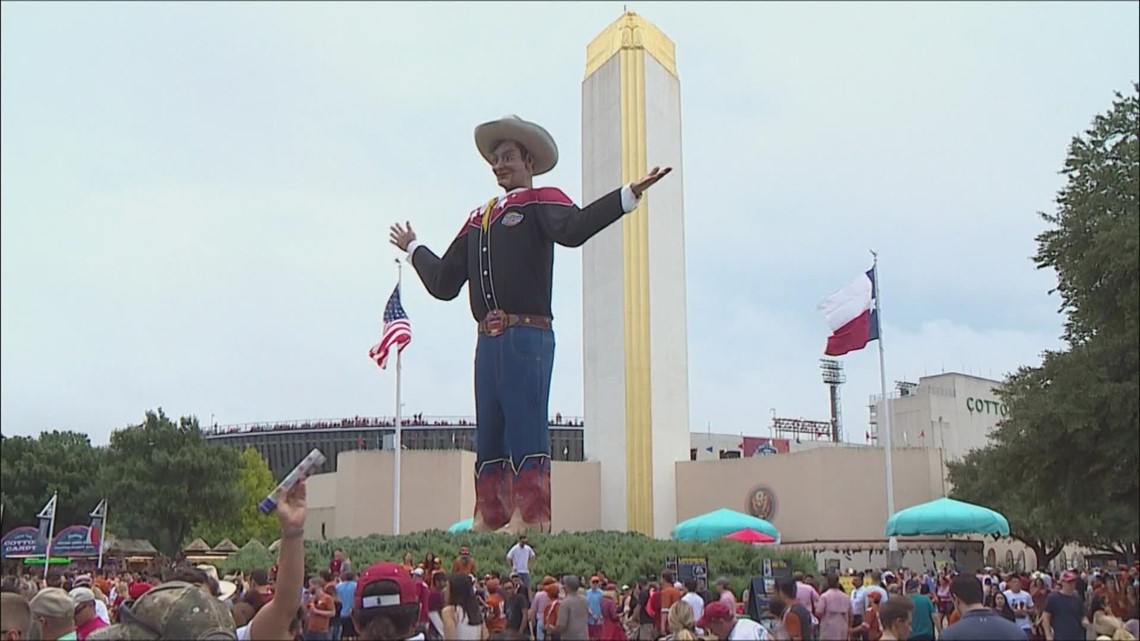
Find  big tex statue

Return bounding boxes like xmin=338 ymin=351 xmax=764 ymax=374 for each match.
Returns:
xmin=389 ymin=115 xmax=670 ymax=533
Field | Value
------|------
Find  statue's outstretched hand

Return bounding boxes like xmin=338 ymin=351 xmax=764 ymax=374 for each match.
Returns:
xmin=390 ymin=222 xmax=416 ymax=252
xmin=631 ymin=166 xmax=673 ymax=197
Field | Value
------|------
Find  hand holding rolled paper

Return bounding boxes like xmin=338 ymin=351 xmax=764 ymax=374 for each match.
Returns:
xmin=259 ymin=448 xmax=325 ymax=516
xmin=276 ymin=480 xmax=307 ymax=532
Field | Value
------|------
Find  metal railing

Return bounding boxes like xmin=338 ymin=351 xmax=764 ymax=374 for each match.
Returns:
xmin=204 ymin=415 xmax=584 ymax=436
xmin=868 ymin=385 xmax=956 ymax=404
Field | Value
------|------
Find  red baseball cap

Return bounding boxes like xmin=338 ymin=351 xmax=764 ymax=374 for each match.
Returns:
xmin=697 ymin=601 xmax=733 ymax=628
xmin=128 ymin=582 xmax=153 ymax=600
xmin=1061 ymin=571 xmax=1078 ymax=583
xmin=355 ymin=562 xmax=420 ymax=612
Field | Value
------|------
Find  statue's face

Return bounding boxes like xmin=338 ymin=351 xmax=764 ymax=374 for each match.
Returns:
xmin=491 ymin=140 xmax=533 ymax=190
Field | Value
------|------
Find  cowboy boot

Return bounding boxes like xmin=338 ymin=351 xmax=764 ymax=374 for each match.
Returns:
xmin=507 ymin=456 xmax=552 ymax=534
xmin=473 ymin=462 xmax=511 ymax=532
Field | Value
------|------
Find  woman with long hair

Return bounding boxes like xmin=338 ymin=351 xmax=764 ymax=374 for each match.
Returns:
xmin=541 ymin=582 xmax=563 ymax=641
xmin=935 ymin=575 xmax=954 ymax=631
xmin=443 ymin=574 xmax=488 ymax=641
xmin=664 ymin=598 xmax=697 ymax=641
xmin=993 ymin=592 xmax=1016 ymax=622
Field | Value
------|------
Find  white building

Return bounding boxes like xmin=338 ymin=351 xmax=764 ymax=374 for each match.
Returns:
xmin=869 ymin=372 xmax=1007 ymax=462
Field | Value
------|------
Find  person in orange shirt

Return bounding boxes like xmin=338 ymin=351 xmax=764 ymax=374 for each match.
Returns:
xmin=657 ymin=571 xmax=681 ymax=635
xmin=862 ymin=590 xmax=884 ymax=641
xmin=305 ymin=579 xmax=337 ymax=640
xmin=453 ymin=546 xmax=477 ymax=576
xmin=401 ymin=552 xmax=416 ymax=575
xmin=485 ymin=578 xmax=507 ymax=634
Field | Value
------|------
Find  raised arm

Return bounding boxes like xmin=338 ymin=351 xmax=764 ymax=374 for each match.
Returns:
xmin=536 ymin=186 xmax=638 ymax=248
xmin=390 ymin=221 xmax=468 ymax=300
xmin=248 ymin=482 xmax=306 ymax=640
xmin=537 ymin=166 xmax=671 ymax=247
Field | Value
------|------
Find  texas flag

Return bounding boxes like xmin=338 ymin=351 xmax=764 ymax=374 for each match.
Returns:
xmin=818 ymin=267 xmax=881 ymax=356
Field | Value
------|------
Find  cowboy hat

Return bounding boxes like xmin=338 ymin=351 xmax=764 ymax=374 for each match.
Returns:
xmin=196 ymin=564 xmax=238 ymax=602
xmin=474 ymin=115 xmax=558 ymax=176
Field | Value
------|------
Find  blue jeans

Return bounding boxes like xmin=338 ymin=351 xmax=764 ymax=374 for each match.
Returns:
xmin=474 ymin=326 xmax=555 ymax=471
xmin=472 ymin=326 xmax=555 ymax=530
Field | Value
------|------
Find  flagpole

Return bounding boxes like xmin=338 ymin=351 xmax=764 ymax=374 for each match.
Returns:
xmin=870 ymin=250 xmax=899 ymax=561
xmin=43 ymin=492 xmax=57 ymax=582
xmin=393 ymin=259 xmax=402 ymax=536
xmin=98 ymin=499 xmax=108 ymax=569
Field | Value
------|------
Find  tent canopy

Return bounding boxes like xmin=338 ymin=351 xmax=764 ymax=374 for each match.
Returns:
xmin=672 ymin=509 xmax=780 ymax=542
xmin=212 ymin=539 xmax=240 ymax=554
xmin=885 ymin=497 xmax=1010 ymax=537
xmin=183 ymin=538 xmax=212 ymax=554
xmin=448 ymin=518 xmax=473 ymax=533
xmin=724 ymin=528 xmax=777 ymax=544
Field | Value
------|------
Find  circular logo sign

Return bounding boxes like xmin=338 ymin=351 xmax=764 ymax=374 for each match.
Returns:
xmin=747 ymin=486 xmax=778 ymax=521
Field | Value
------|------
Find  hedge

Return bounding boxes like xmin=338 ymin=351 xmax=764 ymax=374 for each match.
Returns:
xmin=215 ymin=531 xmax=814 ymax=597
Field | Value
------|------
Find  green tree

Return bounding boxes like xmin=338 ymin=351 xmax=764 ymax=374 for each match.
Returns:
xmin=947 ymin=444 xmax=1071 ymax=570
xmin=102 ymin=409 xmax=243 ymax=556
xmin=0 ymin=431 xmax=106 ymax=535
xmin=1029 ymin=83 xmax=1139 ymax=560
xmin=952 ymin=85 xmax=1139 ymax=564
xmin=1035 ymin=84 xmax=1139 ymax=348
xmin=192 ymin=447 xmax=279 ymax=547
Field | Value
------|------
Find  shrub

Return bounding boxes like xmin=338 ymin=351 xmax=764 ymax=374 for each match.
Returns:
xmin=303 ymin=530 xmax=813 ymax=595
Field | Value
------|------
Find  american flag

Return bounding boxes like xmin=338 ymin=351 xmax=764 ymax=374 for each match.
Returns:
xmin=369 ymin=284 xmax=411 ymax=369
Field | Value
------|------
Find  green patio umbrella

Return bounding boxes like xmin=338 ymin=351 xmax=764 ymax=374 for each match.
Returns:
xmin=885 ymin=497 xmax=1010 ymax=537
xmin=672 ymin=508 xmax=780 ymax=542
xmin=447 ymin=518 xmax=474 ymax=533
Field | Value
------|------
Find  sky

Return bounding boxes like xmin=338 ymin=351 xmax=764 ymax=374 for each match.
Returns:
xmin=2 ymin=2 xmax=1138 ymax=446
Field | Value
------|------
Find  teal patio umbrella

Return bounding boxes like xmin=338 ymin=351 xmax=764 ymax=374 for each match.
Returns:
xmin=447 ymin=518 xmax=474 ymax=533
xmin=672 ymin=508 xmax=780 ymax=542
xmin=885 ymin=497 xmax=1010 ymax=537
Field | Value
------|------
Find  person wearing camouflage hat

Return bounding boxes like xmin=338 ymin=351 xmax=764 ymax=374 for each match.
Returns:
xmin=87 ymin=581 xmax=236 ymax=640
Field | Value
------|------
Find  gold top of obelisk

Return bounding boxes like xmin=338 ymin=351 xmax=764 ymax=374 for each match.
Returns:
xmin=584 ymin=11 xmax=677 ymax=78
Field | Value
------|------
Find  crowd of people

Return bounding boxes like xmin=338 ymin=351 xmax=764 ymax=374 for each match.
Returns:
xmin=2 ymin=486 xmax=1138 ymax=641
xmin=205 ymin=414 xmax=583 ymax=436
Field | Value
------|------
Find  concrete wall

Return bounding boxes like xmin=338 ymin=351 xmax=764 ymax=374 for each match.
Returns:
xmin=675 ymin=446 xmax=945 ymax=543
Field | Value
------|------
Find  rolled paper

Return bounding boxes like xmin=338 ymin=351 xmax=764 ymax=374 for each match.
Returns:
xmin=258 ymin=448 xmax=326 ymax=515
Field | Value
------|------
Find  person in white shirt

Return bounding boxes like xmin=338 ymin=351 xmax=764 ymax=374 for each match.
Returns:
xmin=850 ymin=574 xmax=868 ymax=631
xmin=1002 ymin=576 xmax=1034 ymax=633
xmin=680 ymin=579 xmax=706 ymax=630
xmin=506 ymin=535 xmax=536 ymax=592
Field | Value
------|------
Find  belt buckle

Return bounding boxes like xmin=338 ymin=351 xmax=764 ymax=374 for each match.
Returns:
xmin=484 ymin=309 xmax=507 ymax=337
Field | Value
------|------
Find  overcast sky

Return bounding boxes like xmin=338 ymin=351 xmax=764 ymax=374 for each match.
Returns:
xmin=2 ymin=2 xmax=1137 ymax=445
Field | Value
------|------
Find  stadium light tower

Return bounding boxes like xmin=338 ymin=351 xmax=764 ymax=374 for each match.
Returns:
xmin=820 ymin=359 xmax=846 ymax=443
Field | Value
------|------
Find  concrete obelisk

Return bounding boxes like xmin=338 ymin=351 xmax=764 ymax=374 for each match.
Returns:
xmin=581 ymin=12 xmax=691 ymax=538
